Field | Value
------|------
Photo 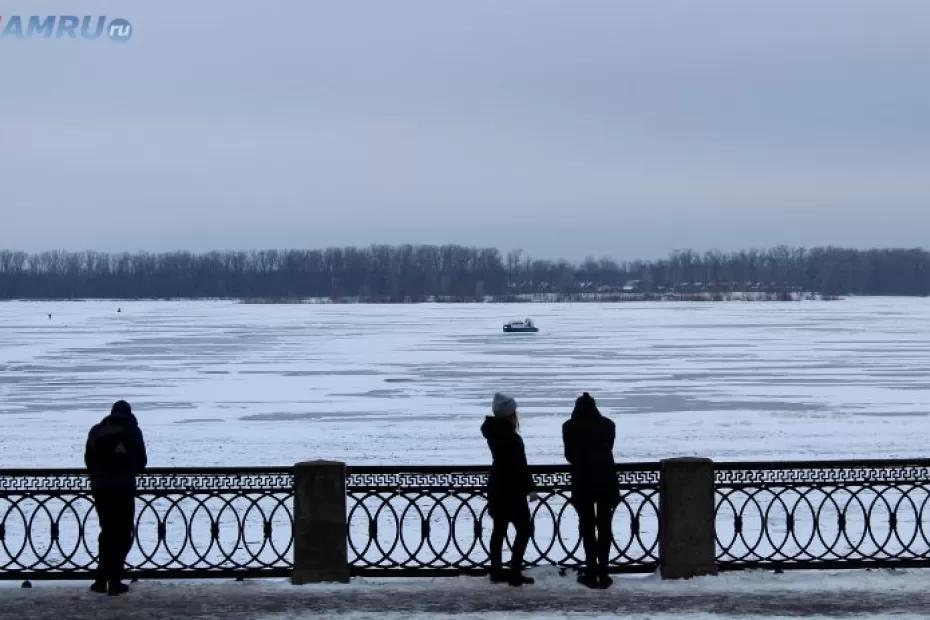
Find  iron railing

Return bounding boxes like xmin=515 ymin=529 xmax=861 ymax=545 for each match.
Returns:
xmin=345 ymin=464 xmax=661 ymax=575
xmin=0 ymin=468 xmax=293 ymax=580
xmin=715 ymin=459 xmax=930 ymax=570
xmin=6 ymin=459 xmax=930 ymax=580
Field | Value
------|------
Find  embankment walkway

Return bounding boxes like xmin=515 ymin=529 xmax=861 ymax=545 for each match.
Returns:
xmin=2 ymin=568 xmax=928 ymax=619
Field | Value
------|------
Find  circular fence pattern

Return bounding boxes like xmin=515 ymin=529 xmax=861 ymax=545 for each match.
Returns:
xmin=715 ymin=462 xmax=930 ymax=568
xmin=346 ymin=465 xmax=661 ymax=573
xmin=8 ymin=460 xmax=930 ymax=579
xmin=0 ymin=469 xmax=293 ymax=578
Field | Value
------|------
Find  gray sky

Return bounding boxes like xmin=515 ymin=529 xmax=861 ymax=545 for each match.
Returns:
xmin=1 ymin=1 xmax=928 ymax=261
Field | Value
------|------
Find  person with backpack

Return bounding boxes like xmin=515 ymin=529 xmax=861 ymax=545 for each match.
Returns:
xmin=562 ymin=392 xmax=620 ymax=589
xmin=84 ymin=400 xmax=147 ymax=596
xmin=481 ymin=392 xmax=537 ymax=586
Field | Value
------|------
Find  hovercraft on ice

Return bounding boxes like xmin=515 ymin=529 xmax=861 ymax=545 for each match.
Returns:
xmin=503 ymin=318 xmax=539 ymax=333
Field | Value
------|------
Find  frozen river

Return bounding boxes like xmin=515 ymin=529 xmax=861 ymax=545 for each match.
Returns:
xmin=0 ymin=298 xmax=928 ymax=468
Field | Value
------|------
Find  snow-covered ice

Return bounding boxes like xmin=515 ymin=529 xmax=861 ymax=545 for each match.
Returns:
xmin=2 ymin=297 xmax=929 ymax=619
xmin=1 ymin=297 xmax=928 ymax=468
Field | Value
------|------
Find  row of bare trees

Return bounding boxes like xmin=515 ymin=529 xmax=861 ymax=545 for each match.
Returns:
xmin=0 ymin=245 xmax=927 ymax=299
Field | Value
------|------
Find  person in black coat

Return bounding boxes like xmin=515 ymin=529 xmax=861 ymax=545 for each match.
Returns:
xmin=562 ymin=392 xmax=619 ymax=589
xmin=481 ymin=392 xmax=536 ymax=586
xmin=84 ymin=400 xmax=147 ymax=596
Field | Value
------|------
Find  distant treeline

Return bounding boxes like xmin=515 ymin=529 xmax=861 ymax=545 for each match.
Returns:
xmin=0 ymin=246 xmax=928 ymax=300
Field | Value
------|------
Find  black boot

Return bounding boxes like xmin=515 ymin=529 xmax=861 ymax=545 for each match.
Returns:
xmin=107 ymin=581 xmax=129 ymax=596
xmin=508 ymin=571 xmax=534 ymax=586
xmin=577 ymin=569 xmax=599 ymax=589
xmin=489 ymin=568 xmax=509 ymax=584
xmin=89 ymin=580 xmax=107 ymax=594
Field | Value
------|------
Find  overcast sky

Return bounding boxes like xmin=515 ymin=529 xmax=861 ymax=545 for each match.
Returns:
xmin=1 ymin=1 xmax=928 ymax=261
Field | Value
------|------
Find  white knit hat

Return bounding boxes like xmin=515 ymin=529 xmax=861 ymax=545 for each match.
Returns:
xmin=491 ymin=392 xmax=517 ymax=417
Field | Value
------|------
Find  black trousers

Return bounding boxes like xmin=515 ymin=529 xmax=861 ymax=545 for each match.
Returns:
xmin=92 ymin=490 xmax=135 ymax=584
xmin=488 ymin=499 xmax=533 ymax=573
xmin=574 ymin=498 xmax=615 ymax=577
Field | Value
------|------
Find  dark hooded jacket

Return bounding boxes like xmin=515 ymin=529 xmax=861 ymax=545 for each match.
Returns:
xmin=562 ymin=394 xmax=620 ymax=504
xmin=85 ymin=409 xmax=147 ymax=493
xmin=481 ymin=416 xmax=535 ymax=519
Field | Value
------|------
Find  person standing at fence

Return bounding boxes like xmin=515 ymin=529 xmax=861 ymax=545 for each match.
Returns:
xmin=84 ymin=400 xmax=147 ymax=596
xmin=562 ymin=392 xmax=619 ymax=589
xmin=481 ymin=392 xmax=537 ymax=586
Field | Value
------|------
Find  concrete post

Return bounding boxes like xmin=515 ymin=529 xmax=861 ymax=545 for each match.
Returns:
xmin=291 ymin=460 xmax=350 ymax=584
xmin=659 ymin=457 xmax=717 ymax=579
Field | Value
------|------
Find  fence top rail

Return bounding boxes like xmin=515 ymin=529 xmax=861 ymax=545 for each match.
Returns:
xmin=2 ymin=458 xmax=930 ymax=478
xmin=714 ymin=458 xmax=930 ymax=471
xmin=346 ymin=463 xmax=662 ymax=475
xmin=0 ymin=466 xmax=294 ymax=476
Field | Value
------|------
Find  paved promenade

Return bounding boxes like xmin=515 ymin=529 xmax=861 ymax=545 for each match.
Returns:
xmin=1 ymin=568 xmax=927 ymax=619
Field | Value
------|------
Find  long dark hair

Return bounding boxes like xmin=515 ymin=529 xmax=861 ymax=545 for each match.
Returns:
xmin=508 ymin=412 xmax=520 ymax=431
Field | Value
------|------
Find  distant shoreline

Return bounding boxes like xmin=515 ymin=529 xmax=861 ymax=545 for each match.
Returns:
xmin=0 ymin=292 xmax=846 ymax=303
xmin=237 ymin=291 xmax=838 ymax=304
xmin=3 ymin=245 xmax=928 ymax=300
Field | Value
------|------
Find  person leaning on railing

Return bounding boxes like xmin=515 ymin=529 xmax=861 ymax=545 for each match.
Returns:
xmin=481 ymin=392 xmax=538 ymax=586
xmin=84 ymin=400 xmax=147 ymax=596
xmin=562 ymin=392 xmax=620 ymax=589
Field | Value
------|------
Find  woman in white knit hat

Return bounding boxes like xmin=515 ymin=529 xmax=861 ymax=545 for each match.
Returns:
xmin=480 ymin=392 xmax=537 ymax=586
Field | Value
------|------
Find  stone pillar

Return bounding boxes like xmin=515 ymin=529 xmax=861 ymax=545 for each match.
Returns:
xmin=659 ymin=457 xmax=717 ymax=579
xmin=291 ymin=460 xmax=350 ymax=584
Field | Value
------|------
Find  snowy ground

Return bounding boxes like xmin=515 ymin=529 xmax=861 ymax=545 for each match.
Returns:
xmin=2 ymin=568 xmax=930 ymax=619
xmin=1 ymin=297 xmax=929 ymax=468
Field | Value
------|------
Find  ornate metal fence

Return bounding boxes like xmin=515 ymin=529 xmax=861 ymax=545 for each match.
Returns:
xmin=7 ymin=459 xmax=930 ymax=581
xmin=715 ymin=459 xmax=930 ymax=570
xmin=345 ymin=464 xmax=661 ymax=575
xmin=0 ymin=468 xmax=293 ymax=580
